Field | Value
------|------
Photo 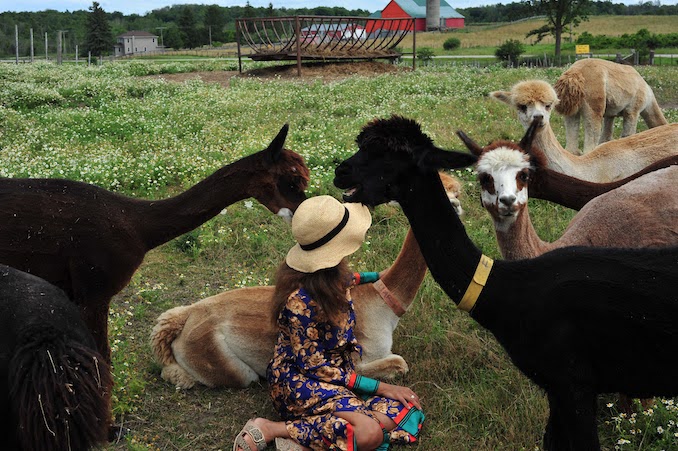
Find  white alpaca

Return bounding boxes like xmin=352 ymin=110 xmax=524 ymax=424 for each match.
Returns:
xmin=554 ymin=58 xmax=668 ymax=154
xmin=150 ymin=173 xmax=463 ymax=389
xmin=491 ymin=79 xmax=678 ymax=183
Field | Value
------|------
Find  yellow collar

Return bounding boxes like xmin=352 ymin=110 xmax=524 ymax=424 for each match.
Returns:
xmin=457 ymin=254 xmax=494 ymax=313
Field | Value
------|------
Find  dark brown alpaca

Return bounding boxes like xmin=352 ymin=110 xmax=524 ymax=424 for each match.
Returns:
xmin=521 ymin=151 xmax=678 ymax=210
xmin=0 ymin=124 xmax=309 ymax=367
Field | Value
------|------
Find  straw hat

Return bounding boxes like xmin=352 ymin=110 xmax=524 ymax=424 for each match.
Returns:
xmin=286 ymin=195 xmax=372 ymax=273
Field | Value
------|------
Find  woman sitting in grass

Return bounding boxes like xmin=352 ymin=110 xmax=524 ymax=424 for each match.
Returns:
xmin=233 ymin=195 xmax=425 ymax=451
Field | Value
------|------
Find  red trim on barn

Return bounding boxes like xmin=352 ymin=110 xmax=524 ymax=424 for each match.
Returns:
xmin=370 ymin=0 xmax=465 ymax=32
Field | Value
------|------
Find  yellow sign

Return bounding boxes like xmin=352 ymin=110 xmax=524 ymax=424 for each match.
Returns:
xmin=576 ymin=45 xmax=590 ymax=54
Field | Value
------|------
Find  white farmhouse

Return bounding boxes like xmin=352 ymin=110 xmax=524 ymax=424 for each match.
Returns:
xmin=114 ymin=31 xmax=160 ymax=57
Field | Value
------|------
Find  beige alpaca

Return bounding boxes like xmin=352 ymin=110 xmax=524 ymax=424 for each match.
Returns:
xmin=554 ymin=58 xmax=668 ymax=154
xmin=491 ymin=79 xmax=678 ymax=183
xmin=150 ymin=173 xmax=462 ymax=389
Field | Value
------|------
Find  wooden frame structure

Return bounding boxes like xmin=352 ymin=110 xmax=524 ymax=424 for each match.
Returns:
xmin=236 ymin=16 xmax=416 ymax=76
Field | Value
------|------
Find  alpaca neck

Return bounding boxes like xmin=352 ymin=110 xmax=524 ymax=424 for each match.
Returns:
xmin=380 ymin=229 xmax=427 ymax=311
xmin=529 ymin=168 xmax=607 ymax=211
xmin=396 ymin=171 xmax=482 ymax=304
xmin=494 ymin=206 xmax=554 ymax=260
xmin=139 ymin=156 xmax=258 ymax=249
xmin=534 ymin=125 xmax=582 ymax=178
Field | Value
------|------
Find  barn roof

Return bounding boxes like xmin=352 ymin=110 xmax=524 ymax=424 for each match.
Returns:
xmin=117 ymin=30 xmax=158 ymax=38
xmin=389 ymin=0 xmax=464 ymax=19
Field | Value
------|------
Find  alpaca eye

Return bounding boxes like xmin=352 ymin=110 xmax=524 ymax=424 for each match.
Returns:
xmin=545 ymin=104 xmax=552 ymax=110
xmin=518 ymin=171 xmax=529 ymax=182
xmin=478 ymin=174 xmax=492 ymax=187
xmin=518 ymin=105 xmax=527 ymax=113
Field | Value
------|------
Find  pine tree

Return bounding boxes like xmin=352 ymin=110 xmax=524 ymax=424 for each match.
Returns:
xmin=85 ymin=1 xmax=113 ymax=57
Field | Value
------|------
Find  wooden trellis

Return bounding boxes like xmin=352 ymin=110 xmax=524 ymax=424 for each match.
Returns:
xmin=236 ymin=16 xmax=416 ymax=76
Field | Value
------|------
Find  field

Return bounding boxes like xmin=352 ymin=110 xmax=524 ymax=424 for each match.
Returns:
xmin=1 ymin=58 xmax=677 ymax=450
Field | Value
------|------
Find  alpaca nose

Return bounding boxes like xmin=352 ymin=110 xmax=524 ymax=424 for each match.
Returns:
xmin=499 ymin=194 xmax=516 ymax=207
xmin=532 ymin=113 xmax=543 ymax=122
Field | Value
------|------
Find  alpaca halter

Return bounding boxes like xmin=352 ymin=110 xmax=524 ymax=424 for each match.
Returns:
xmin=457 ymin=254 xmax=494 ymax=313
xmin=373 ymin=279 xmax=407 ymax=317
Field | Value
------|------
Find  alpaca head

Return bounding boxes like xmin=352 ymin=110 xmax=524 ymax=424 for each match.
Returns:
xmin=249 ymin=124 xmax=310 ymax=222
xmin=334 ymin=115 xmax=477 ymax=207
xmin=457 ymin=120 xmax=542 ymax=230
xmin=490 ymin=80 xmax=559 ymax=130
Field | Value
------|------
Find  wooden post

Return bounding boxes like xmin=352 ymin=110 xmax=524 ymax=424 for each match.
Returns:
xmin=75 ymin=45 xmax=79 ymax=64
xmin=57 ymin=31 xmax=62 ymax=65
xmin=30 ymin=28 xmax=34 ymax=62
xmin=295 ymin=16 xmax=302 ymax=77
xmin=45 ymin=32 xmax=48 ymax=61
xmin=15 ymin=25 xmax=19 ymax=64
xmin=236 ymin=20 xmax=243 ymax=73
xmin=412 ymin=20 xmax=416 ymax=70
xmin=88 ymin=51 xmax=91 ymax=66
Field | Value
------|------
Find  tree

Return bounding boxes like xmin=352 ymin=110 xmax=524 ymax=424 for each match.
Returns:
xmin=204 ymin=5 xmax=225 ymax=43
xmin=526 ymin=0 xmax=590 ymax=59
xmin=178 ymin=6 xmax=198 ymax=48
xmin=84 ymin=1 xmax=113 ymax=56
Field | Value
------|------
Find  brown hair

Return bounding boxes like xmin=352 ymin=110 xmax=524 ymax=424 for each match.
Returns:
xmin=271 ymin=258 xmax=352 ymax=327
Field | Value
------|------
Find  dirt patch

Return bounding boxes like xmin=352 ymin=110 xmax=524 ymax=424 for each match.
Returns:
xmin=143 ymin=61 xmax=408 ymax=87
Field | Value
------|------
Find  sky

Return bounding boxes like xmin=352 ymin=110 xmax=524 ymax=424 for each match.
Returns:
xmin=1 ymin=0 xmax=677 ymax=15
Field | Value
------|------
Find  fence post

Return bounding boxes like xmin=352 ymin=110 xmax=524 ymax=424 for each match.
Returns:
xmin=295 ymin=16 xmax=302 ymax=77
xmin=30 ymin=28 xmax=34 ymax=62
xmin=15 ymin=25 xmax=19 ymax=64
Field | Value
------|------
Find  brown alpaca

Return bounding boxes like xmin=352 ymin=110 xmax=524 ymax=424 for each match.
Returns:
xmin=0 ymin=124 xmax=309 ymax=368
xmin=150 ymin=173 xmax=462 ymax=389
xmin=554 ymin=58 xmax=668 ymax=154
xmin=491 ymin=79 xmax=678 ymax=183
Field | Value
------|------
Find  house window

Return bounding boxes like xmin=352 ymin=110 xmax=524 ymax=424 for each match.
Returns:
xmin=144 ymin=47 xmax=147 ymax=51
xmin=153 ymin=38 xmax=155 ymax=42
xmin=135 ymin=48 xmax=137 ymax=52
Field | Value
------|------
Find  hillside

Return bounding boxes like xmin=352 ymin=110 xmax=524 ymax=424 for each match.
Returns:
xmin=402 ymin=15 xmax=678 ymax=49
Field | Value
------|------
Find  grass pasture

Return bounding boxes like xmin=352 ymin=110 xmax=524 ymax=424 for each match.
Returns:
xmin=1 ymin=59 xmax=678 ymax=450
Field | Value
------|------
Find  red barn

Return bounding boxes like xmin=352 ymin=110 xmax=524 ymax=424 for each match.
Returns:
xmin=369 ymin=0 xmax=465 ymax=32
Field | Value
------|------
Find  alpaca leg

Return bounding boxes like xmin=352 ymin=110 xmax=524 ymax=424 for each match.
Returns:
xmin=171 ymin=330 xmax=260 ymax=388
xmin=581 ymin=103 xmax=603 ymax=154
xmin=356 ymin=355 xmax=409 ymax=379
xmin=600 ymin=116 xmax=615 ymax=144
xmin=161 ymin=363 xmax=198 ymax=389
xmin=544 ymin=389 xmax=600 ymax=451
xmin=620 ymin=112 xmax=639 ymax=138
xmin=563 ymin=114 xmax=581 ymax=154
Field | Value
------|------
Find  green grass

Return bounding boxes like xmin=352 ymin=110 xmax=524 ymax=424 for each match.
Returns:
xmin=1 ymin=60 xmax=677 ymax=450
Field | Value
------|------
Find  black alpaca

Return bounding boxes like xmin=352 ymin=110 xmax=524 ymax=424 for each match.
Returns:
xmin=0 ymin=265 xmax=112 ymax=451
xmin=334 ymin=115 xmax=678 ymax=451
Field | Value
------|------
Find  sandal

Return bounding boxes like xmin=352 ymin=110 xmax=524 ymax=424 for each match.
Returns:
xmin=275 ymin=437 xmax=302 ymax=451
xmin=233 ymin=419 xmax=267 ymax=451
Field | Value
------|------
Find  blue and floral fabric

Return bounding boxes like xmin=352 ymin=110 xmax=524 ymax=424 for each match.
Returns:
xmin=267 ymin=279 xmax=424 ymax=451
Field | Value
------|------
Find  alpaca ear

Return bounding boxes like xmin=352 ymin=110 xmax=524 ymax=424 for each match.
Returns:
xmin=456 ymin=130 xmax=484 ymax=156
xmin=519 ymin=118 xmax=539 ymax=151
xmin=490 ymin=90 xmax=512 ymax=105
xmin=266 ymin=123 xmax=289 ymax=162
xmin=417 ymin=146 xmax=477 ymax=171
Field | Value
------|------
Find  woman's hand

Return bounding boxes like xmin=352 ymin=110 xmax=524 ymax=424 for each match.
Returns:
xmin=376 ymin=382 xmax=422 ymax=410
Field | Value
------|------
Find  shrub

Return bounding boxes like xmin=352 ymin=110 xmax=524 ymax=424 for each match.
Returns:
xmin=495 ymin=39 xmax=524 ymax=68
xmin=417 ymin=47 xmax=435 ymax=65
xmin=443 ymin=37 xmax=461 ymax=51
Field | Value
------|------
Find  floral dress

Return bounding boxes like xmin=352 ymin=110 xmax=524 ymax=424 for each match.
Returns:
xmin=267 ymin=276 xmax=425 ymax=450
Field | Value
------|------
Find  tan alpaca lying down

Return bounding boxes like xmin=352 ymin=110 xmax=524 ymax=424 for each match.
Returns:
xmin=554 ymin=58 xmax=668 ymax=154
xmin=150 ymin=173 xmax=462 ymax=389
